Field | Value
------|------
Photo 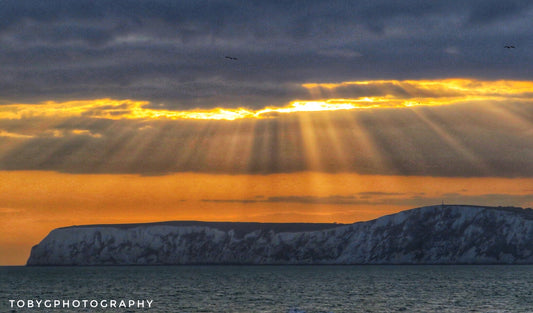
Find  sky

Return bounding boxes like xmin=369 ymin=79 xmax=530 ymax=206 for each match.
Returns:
xmin=1 ymin=0 xmax=533 ymax=265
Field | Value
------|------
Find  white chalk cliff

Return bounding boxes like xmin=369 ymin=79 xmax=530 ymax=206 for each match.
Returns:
xmin=27 ymin=205 xmax=533 ymax=265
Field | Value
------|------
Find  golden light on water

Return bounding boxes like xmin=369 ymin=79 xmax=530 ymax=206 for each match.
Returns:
xmin=1 ymin=79 xmax=532 ymax=121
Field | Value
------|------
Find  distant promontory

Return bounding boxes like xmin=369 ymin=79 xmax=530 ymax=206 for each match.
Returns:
xmin=27 ymin=205 xmax=533 ymax=265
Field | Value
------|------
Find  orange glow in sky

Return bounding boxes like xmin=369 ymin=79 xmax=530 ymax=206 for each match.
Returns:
xmin=1 ymin=79 xmax=532 ymax=121
xmin=1 ymin=171 xmax=532 ymax=265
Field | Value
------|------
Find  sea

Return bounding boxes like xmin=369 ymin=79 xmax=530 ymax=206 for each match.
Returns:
xmin=1 ymin=265 xmax=533 ymax=313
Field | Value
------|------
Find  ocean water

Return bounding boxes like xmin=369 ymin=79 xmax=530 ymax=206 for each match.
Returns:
xmin=1 ymin=265 xmax=533 ymax=313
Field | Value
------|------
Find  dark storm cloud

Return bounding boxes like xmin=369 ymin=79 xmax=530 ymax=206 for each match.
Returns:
xmin=203 ymin=192 xmax=418 ymax=205
xmin=0 ymin=102 xmax=532 ymax=177
xmin=466 ymin=0 xmax=533 ymax=24
xmin=0 ymin=0 xmax=532 ymax=108
xmin=202 ymin=192 xmax=533 ymax=209
xmin=203 ymin=195 xmax=363 ymax=205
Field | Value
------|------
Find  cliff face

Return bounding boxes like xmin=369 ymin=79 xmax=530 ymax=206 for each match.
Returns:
xmin=27 ymin=205 xmax=533 ymax=265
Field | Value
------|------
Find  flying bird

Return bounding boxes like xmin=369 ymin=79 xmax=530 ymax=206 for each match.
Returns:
xmin=504 ymin=45 xmax=516 ymax=49
xmin=225 ymin=56 xmax=238 ymax=60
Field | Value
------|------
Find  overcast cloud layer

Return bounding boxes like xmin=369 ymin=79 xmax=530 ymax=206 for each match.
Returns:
xmin=1 ymin=0 xmax=532 ymax=109
xmin=0 ymin=1 xmax=532 ymax=177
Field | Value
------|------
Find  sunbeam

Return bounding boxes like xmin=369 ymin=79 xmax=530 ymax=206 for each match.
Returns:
xmin=410 ymin=107 xmax=491 ymax=175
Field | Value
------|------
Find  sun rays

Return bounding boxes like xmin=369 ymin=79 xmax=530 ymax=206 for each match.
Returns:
xmin=0 ymin=78 xmax=532 ymax=180
xmin=1 ymin=78 xmax=533 ymax=265
xmin=0 ymin=78 xmax=531 ymax=212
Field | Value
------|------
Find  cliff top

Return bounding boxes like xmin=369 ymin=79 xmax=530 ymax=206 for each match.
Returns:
xmin=58 ymin=221 xmax=345 ymax=235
